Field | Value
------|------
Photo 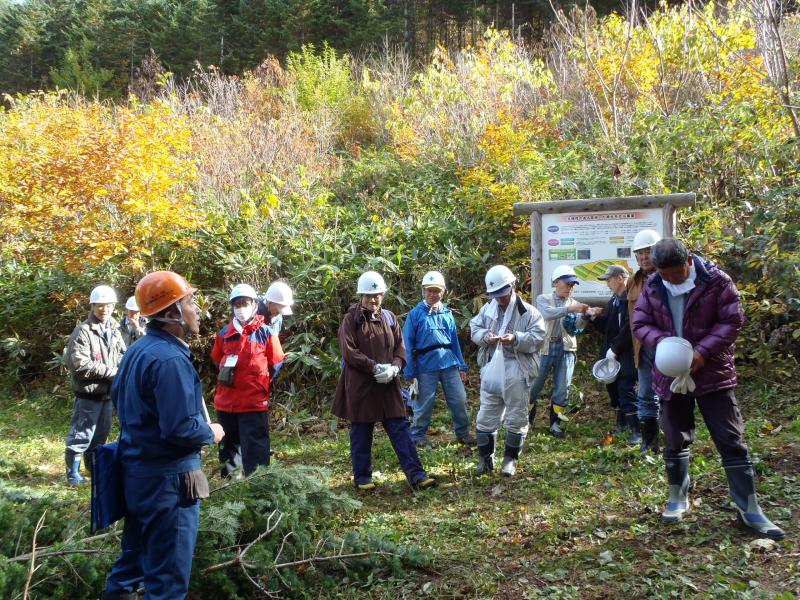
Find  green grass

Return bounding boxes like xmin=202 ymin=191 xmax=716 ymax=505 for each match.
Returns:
xmin=1 ymin=373 xmax=798 ymax=598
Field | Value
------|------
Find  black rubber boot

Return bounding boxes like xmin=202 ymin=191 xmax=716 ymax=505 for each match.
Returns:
xmin=639 ymin=417 xmax=660 ymax=454
xmin=614 ymin=409 xmax=625 ymax=433
xmin=723 ymin=460 xmax=786 ymax=540
xmin=528 ymin=402 xmax=538 ymax=428
xmin=625 ymin=413 xmax=641 ymax=446
xmin=662 ymin=449 xmax=690 ymax=523
xmin=501 ymin=432 xmax=523 ymax=477
xmin=476 ymin=430 xmax=496 ymax=476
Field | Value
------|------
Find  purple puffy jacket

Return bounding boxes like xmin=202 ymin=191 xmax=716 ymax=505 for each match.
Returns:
xmin=631 ymin=255 xmax=744 ymax=400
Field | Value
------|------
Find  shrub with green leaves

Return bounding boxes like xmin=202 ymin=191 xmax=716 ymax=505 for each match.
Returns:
xmin=0 ymin=464 xmax=427 ymax=598
xmin=1 ymin=2 xmax=798 ymax=395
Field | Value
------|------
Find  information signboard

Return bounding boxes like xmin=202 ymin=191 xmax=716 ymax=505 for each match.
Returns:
xmin=512 ymin=193 xmax=696 ymax=305
xmin=541 ymin=208 xmax=664 ymax=300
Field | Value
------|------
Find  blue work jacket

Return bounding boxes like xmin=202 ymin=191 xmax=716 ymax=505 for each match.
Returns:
xmin=402 ymin=300 xmax=468 ymax=380
xmin=111 ymin=327 xmax=214 ymax=476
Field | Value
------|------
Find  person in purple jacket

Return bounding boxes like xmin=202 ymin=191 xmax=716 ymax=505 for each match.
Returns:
xmin=632 ymin=238 xmax=785 ymax=540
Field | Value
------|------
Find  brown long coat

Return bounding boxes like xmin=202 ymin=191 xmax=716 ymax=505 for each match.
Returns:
xmin=626 ymin=268 xmax=649 ymax=368
xmin=332 ymin=303 xmax=407 ymax=423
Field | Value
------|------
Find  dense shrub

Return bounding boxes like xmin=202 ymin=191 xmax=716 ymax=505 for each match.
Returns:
xmin=0 ymin=464 xmax=427 ymax=598
xmin=0 ymin=5 xmax=798 ymax=393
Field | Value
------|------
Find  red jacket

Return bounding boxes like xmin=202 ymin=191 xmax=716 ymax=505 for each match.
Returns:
xmin=211 ymin=317 xmax=285 ymax=413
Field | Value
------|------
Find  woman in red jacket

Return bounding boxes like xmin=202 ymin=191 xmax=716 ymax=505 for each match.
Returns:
xmin=212 ymin=284 xmax=284 ymax=476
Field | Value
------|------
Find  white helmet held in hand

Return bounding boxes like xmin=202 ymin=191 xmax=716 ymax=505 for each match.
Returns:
xmin=421 ymin=271 xmax=446 ymax=290
xmin=485 ymin=265 xmax=516 ymax=293
xmin=655 ymin=336 xmax=694 ymax=377
xmin=632 ymin=229 xmax=662 ymax=252
xmin=265 ymin=281 xmax=294 ymax=315
xmin=357 ymin=271 xmax=387 ymax=295
xmin=125 ymin=296 xmax=139 ymax=311
xmin=229 ymin=283 xmax=259 ymax=302
xmin=90 ymin=285 xmax=117 ymax=304
xmin=551 ymin=265 xmax=577 ymax=283
xmin=592 ymin=357 xmax=620 ymax=384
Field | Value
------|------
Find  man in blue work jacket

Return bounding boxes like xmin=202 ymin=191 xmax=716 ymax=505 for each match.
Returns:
xmin=102 ymin=271 xmax=225 ymax=600
xmin=403 ymin=271 xmax=475 ymax=448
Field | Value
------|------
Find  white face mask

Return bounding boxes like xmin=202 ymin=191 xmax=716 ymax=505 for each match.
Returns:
xmin=662 ymin=263 xmax=697 ymax=297
xmin=233 ymin=305 xmax=255 ymax=324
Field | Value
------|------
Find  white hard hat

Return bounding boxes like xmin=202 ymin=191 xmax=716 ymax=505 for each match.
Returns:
xmin=551 ymin=265 xmax=578 ymax=283
xmin=632 ymin=229 xmax=662 ymax=252
xmin=655 ymin=337 xmax=694 ymax=377
xmin=357 ymin=271 xmax=387 ymax=295
xmin=90 ymin=285 xmax=117 ymax=304
xmin=265 ymin=281 xmax=294 ymax=315
xmin=485 ymin=265 xmax=516 ymax=293
xmin=421 ymin=271 xmax=446 ymax=290
xmin=592 ymin=357 xmax=620 ymax=384
xmin=125 ymin=296 xmax=139 ymax=311
xmin=229 ymin=283 xmax=259 ymax=302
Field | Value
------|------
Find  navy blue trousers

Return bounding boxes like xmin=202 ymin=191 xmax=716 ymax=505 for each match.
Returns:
xmin=606 ymin=373 xmax=638 ymax=415
xmin=349 ymin=418 xmax=427 ymax=486
xmin=217 ymin=410 xmax=270 ymax=476
xmin=104 ymin=471 xmax=200 ymax=600
xmin=661 ymin=388 xmax=749 ymax=462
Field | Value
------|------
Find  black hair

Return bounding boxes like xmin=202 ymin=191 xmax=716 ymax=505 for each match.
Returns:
xmin=652 ymin=238 xmax=690 ymax=269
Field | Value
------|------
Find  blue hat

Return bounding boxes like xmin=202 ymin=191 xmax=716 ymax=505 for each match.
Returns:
xmin=489 ymin=284 xmax=513 ymax=298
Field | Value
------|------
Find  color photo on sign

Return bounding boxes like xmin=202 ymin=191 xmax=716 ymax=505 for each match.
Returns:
xmin=541 ymin=208 xmax=664 ymax=299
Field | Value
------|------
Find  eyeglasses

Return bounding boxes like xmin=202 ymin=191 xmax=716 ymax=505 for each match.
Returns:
xmin=634 ymin=248 xmax=652 ymax=256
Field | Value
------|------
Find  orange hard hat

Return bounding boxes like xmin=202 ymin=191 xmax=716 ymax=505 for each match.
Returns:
xmin=135 ymin=271 xmax=197 ymax=317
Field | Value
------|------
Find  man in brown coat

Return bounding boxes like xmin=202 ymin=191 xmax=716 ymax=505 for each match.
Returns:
xmin=332 ymin=271 xmax=436 ymax=492
xmin=627 ymin=228 xmax=661 ymax=452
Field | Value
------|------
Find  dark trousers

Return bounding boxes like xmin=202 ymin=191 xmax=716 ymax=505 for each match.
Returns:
xmin=217 ymin=411 xmax=270 ymax=476
xmin=349 ymin=418 xmax=427 ymax=486
xmin=104 ymin=472 xmax=200 ymax=600
xmin=606 ymin=373 xmax=638 ymax=415
xmin=65 ymin=396 xmax=113 ymax=458
xmin=661 ymin=388 xmax=749 ymax=462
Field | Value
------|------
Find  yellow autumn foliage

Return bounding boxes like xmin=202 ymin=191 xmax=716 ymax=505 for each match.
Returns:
xmin=570 ymin=1 xmax=783 ymax=129
xmin=0 ymin=92 xmax=201 ymax=272
xmin=385 ymin=30 xmax=555 ymax=165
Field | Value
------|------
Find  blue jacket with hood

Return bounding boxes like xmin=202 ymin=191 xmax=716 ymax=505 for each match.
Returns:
xmin=402 ymin=300 xmax=468 ymax=379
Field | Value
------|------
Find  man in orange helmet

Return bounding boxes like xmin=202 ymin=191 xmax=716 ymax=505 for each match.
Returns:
xmin=102 ymin=271 xmax=224 ymax=600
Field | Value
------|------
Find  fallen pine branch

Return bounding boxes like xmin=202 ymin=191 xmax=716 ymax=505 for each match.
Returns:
xmin=22 ymin=510 xmax=47 ymax=600
xmin=8 ymin=548 xmax=117 ymax=564
xmin=273 ymin=549 xmax=399 ymax=570
xmin=201 ymin=510 xmax=403 ymax=598
xmin=201 ymin=509 xmax=284 ymax=575
xmin=8 ymin=531 xmax=121 ymax=564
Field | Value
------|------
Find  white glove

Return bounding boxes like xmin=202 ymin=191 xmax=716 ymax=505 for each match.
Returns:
xmin=373 ymin=363 xmax=391 ymax=383
xmin=376 ymin=365 xmax=400 ymax=384
xmin=605 ymin=348 xmax=617 ymax=361
xmin=409 ymin=378 xmax=419 ymax=398
xmin=669 ymin=372 xmax=696 ymax=395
